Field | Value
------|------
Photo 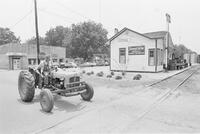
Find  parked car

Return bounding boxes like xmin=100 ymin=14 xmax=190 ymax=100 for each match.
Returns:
xmin=80 ymin=62 xmax=96 ymax=67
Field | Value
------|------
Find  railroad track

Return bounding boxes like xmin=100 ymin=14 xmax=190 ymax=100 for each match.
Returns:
xmin=34 ymin=66 xmax=200 ymax=133
xmin=136 ymin=65 xmax=200 ymax=120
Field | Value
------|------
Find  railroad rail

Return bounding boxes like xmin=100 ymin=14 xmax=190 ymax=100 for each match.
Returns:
xmin=136 ymin=65 xmax=200 ymax=120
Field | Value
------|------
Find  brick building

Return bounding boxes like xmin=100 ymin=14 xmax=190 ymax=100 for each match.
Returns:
xmin=0 ymin=43 xmax=66 ymax=70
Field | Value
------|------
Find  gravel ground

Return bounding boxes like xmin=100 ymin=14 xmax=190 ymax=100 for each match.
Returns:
xmin=0 ymin=66 xmax=199 ymax=134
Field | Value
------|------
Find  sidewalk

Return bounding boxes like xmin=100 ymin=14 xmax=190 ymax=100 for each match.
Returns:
xmin=81 ymin=65 xmax=195 ymax=85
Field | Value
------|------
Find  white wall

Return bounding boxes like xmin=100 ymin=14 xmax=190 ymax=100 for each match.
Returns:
xmin=191 ymin=53 xmax=197 ymax=64
xmin=110 ymin=29 xmax=162 ymax=72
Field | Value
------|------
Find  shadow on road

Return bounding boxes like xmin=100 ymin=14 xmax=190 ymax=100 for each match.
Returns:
xmin=17 ymin=94 xmax=40 ymax=105
xmin=54 ymin=98 xmax=86 ymax=113
xmin=17 ymin=94 xmax=88 ymax=113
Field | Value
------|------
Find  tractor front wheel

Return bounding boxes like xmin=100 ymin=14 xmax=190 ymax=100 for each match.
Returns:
xmin=40 ymin=89 xmax=54 ymax=112
xmin=81 ymin=83 xmax=94 ymax=101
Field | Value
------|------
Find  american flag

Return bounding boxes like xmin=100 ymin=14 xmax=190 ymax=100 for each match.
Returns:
xmin=166 ymin=13 xmax=171 ymax=23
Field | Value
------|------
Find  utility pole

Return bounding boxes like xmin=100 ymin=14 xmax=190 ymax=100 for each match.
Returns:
xmin=34 ymin=0 xmax=40 ymax=64
xmin=165 ymin=13 xmax=171 ymax=69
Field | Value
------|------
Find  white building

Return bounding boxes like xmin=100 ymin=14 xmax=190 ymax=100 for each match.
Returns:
xmin=183 ymin=53 xmax=191 ymax=64
xmin=190 ymin=53 xmax=198 ymax=64
xmin=108 ymin=27 xmax=174 ymax=72
xmin=183 ymin=53 xmax=198 ymax=64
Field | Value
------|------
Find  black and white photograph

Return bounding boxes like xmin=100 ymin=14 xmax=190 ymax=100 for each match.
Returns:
xmin=0 ymin=0 xmax=200 ymax=133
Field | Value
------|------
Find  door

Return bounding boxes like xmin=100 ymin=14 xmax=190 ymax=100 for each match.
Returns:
xmin=13 ymin=58 xmax=20 ymax=70
xmin=119 ymin=48 xmax=126 ymax=64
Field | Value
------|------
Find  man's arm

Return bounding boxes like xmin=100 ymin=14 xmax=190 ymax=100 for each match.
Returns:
xmin=36 ymin=61 xmax=45 ymax=76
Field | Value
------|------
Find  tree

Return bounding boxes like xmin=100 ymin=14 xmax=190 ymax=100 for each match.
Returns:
xmin=174 ymin=44 xmax=192 ymax=58
xmin=45 ymin=26 xmax=71 ymax=46
xmin=69 ymin=21 xmax=108 ymax=60
xmin=0 ymin=27 xmax=20 ymax=45
xmin=25 ymin=36 xmax=47 ymax=45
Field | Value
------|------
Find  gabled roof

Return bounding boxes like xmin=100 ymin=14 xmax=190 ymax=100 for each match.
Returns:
xmin=143 ymin=31 xmax=168 ymax=39
xmin=108 ymin=27 xmax=152 ymax=42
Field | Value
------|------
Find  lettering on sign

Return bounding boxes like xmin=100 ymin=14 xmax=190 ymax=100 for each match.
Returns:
xmin=128 ymin=46 xmax=145 ymax=55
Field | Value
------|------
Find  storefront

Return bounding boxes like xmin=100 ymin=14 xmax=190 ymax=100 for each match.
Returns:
xmin=0 ymin=43 xmax=66 ymax=70
xmin=108 ymin=27 xmax=174 ymax=72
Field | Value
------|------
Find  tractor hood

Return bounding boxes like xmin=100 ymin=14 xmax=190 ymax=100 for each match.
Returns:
xmin=52 ymin=68 xmax=81 ymax=79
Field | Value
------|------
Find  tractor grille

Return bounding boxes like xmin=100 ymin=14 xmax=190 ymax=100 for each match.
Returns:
xmin=68 ymin=76 xmax=80 ymax=88
xmin=69 ymin=76 xmax=80 ymax=83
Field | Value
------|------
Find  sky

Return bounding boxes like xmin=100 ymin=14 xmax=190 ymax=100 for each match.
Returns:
xmin=0 ymin=0 xmax=200 ymax=53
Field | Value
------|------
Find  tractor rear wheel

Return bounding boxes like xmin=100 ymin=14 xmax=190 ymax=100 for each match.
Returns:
xmin=40 ymin=89 xmax=54 ymax=112
xmin=18 ymin=71 xmax=35 ymax=102
xmin=81 ymin=83 xmax=94 ymax=101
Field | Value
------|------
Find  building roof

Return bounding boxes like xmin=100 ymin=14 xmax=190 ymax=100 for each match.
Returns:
xmin=108 ymin=28 xmax=169 ymax=44
xmin=108 ymin=27 xmax=152 ymax=42
xmin=143 ymin=31 xmax=168 ymax=39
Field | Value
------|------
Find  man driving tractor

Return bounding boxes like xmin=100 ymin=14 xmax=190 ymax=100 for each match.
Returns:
xmin=36 ymin=55 xmax=53 ymax=88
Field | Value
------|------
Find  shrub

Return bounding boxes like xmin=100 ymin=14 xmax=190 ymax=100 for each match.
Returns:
xmin=115 ymin=75 xmax=122 ymax=80
xmin=107 ymin=74 xmax=112 ymax=78
xmin=97 ymin=71 xmax=104 ymax=77
xmin=82 ymin=70 xmax=86 ymax=74
xmin=122 ymin=71 xmax=126 ymax=76
xmin=111 ymin=71 xmax=114 ymax=76
xmin=133 ymin=74 xmax=142 ymax=80
xmin=86 ymin=72 xmax=91 ymax=75
xmin=90 ymin=71 xmax=94 ymax=75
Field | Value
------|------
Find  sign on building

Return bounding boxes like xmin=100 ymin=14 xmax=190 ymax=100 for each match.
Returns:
xmin=128 ymin=46 xmax=145 ymax=55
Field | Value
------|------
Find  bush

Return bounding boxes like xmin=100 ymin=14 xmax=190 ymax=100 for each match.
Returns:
xmin=96 ymin=71 xmax=104 ymax=77
xmin=86 ymin=72 xmax=91 ymax=76
xmin=122 ymin=71 xmax=126 ymax=76
xmin=106 ymin=74 xmax=112 ymax=78
xmin=133 ymin=74 xmax=142 ymax=80
xmin=111 ymin=71 xmax=114 ymax=76
xmin=90 ymin=71 xmax=94 ymax=75
xmin=82 ymin=70 xmax=86 ymax=74
xmin=115 ymin=75 xmax=122 ymax=80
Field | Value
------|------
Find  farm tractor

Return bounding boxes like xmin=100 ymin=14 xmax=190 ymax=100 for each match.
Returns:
xmin=18 ymin=67 xmax=94 ymax=112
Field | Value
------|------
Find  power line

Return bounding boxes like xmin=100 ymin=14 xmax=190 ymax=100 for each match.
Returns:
xmin=53 ymin=0 xmax=91 ymax=20
xmin=38 ymin=8 xmax=75 ymax=24
xmin=10 ymin=9 xmax=33 ymax=29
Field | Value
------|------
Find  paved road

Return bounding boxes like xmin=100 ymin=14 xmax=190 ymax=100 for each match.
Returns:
xmin=0 ymin=69 xmax=145 ymax=134
xmin=0 ymin=70 xmax=93 ymax=134
xmin=1 ymin=66 xmax=200 ymax=134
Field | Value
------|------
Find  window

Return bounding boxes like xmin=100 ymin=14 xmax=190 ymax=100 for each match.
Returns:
xmin=148 ymin=49 xmax=155 ymax=66
xmin=149 ymin=50 xmax=154 ymax=57
xmin=59 ymin=59 xmax=63 ymax=63
xmin=28 ymin=58 xmax=36 ymax=65
xmin=119 ymin=48 xmax=126 ymax=64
